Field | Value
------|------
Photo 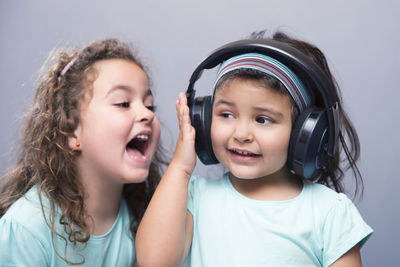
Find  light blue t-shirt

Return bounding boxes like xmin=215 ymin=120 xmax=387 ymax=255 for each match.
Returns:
xmin=0 ymin=186 xmax=135 ymax=266
xmin=186 ymin=173 xmax=373 ymax=267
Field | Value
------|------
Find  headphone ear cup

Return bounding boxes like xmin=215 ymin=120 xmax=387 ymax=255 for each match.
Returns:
xmin=287 ymin=107 xmax=329 ymax=178
xmin=190 ymin=96 xmax=219 ymax=165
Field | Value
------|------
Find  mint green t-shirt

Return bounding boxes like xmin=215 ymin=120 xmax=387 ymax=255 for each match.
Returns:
xmin=186 ymin=173 xmax=373 ymax=267
xmin=0 ymin=186 xmax=135 ymax=266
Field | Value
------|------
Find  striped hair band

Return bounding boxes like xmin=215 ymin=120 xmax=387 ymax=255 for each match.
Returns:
xmin=213 ymin=53 xmax=311 ymax=111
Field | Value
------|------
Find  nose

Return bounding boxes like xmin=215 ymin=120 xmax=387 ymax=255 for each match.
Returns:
xmin=136 ymin=104 xmax=155 ymax=123
xmin=233 ymin=119 xmax=253 ymax=143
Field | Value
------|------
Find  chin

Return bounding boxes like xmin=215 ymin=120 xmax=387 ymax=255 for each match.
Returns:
xmin=228 ymin=168 xmax=260 ymax=180
xmin=231 ymin=172 xmax=262 ymax=180
xmin=229 ymin=165 xmax=283 ymax=180
xmin=123 ymin=170 xmax=149 ymax=184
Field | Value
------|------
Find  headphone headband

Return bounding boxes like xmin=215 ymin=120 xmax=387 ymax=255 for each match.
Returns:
xmin=186 ymin=39 xmax=340 ymax=157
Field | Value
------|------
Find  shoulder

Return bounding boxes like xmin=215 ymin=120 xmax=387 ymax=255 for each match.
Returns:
xmin=301 ymin=180 xmax=362 ymax=226
xmin=0 ymin=187 xmax=53 ymax=263
xmin=303 ymin=180 xmax=349 ymax=208
xmin=1 ymin=186 xmax=53 ymax=241
xmin=303 ymin=182 xmax=374 ymax=265
xmin=187 ymin=173 xmax=229 ymax=215
xmin=303 ymin=179 xmax=372 ymax=226
xmin=188 ymin=173 xmax=227 ymax=193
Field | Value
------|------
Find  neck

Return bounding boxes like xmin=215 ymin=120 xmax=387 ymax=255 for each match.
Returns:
xmin=77 ymin=162 xmax=124 ymax=235
xmin=229 ymin=168 xmax=303 ymax=201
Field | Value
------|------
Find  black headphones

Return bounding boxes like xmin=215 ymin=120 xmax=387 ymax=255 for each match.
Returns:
xmin=186 ymin=39 xmax=340 ymax=178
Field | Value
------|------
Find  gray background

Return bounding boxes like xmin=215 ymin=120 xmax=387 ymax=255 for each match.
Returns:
xmin=1 ymin=0 xmax=398 ymax=266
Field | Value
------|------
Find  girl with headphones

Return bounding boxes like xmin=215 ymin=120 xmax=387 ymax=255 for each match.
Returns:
xmin=136 ymin=31 xmax=373 ymax=267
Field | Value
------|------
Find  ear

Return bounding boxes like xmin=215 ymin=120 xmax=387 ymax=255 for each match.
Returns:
xmin=68 ymin=123 xmax=82 ymax=151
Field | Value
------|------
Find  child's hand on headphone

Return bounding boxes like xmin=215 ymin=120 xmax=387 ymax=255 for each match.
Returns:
xmin=171 ymin=92 xmax=197 ymax=177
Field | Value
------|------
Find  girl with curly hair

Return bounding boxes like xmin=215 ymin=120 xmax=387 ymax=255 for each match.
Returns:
xmin=0 ymin=38 xmax=166 ymax=266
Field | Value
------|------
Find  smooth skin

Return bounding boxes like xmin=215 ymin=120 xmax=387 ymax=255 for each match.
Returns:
xmin=135 ymin=79 xmax=362 ymax=266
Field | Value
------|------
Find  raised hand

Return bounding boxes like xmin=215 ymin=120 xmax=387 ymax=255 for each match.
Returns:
xmin=171 ymin=92 xmax=197 ymax=177
xmin=135 ymin=92 xmax=196 ymax=267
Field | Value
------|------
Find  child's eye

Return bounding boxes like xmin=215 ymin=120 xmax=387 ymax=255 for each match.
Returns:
xmin=146 ymin=105 xmax=157 ymax=112
xmin=256 ymin=116 xmax=272 ymax=124
xmin=220 ymin=112 xmax=234 ymax=119
xmin=116 ymin=102 xmax=130 ymax=108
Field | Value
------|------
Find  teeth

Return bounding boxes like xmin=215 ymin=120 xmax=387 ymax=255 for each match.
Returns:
xmin=234 ymin=149 xmax=252 ymax=155
xmin=135 ymin=134 xmax=149 ymax=141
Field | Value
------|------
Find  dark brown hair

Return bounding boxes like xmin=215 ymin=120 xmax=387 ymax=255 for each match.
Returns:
xmin=0 ymin=39 xmax=167 ymax=264
xmin=215 ymin=31 xmax=363 ymax=199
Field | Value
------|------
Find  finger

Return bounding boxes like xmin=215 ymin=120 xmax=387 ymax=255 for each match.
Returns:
xmin=178 ymin=93 xmax=185 ymax=113
xmin=177 ymin=93 xmax=193 ymax=132
xmin=180 ymin=92 xmax=187 ymax=106
xmin=176 ymin=99 xmax=183 ymax=129
xmin=179 ymin=100 xmax=188 ymax=130
xmin=183 ymin=106 xmax=196 ymax=139
xmin=177 ymin=94 xmax=186 ymax=119
xmin=181 ymin=105 xmax=187 ymax=128
xmin=176 ymin=92 xmax=185 ymax=110
xmin=183 ymin=105 xmax=191 ymax=125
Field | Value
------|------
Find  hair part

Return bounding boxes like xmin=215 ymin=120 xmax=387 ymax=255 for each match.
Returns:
xmin=0 ymin=38 xmax=166 ymax=264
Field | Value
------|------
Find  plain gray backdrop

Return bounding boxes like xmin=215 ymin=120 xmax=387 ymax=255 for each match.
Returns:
xmin=1 ymin=0 xmax=398 ymax=266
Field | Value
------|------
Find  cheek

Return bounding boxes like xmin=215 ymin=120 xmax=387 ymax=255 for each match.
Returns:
xmin=210 ymin=120 xmax=227 ymax=155
xmin=152 ymin=118 xmax=161 ymax=143
xmin=80 ymin=110 xmax=124 ymax=145
xmin=262 ymin=129 xmax=292 ymax=158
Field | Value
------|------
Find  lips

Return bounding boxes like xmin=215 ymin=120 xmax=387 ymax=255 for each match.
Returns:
xmin=230 ymin=148 xmax=260 ymax=157
xmin=126 ymin=133 xmax=151 ymax=158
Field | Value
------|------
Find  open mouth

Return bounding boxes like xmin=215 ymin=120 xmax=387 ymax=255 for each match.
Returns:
xmin=229 ymin=148 xmax=261 ymax=158
xmin=126 ymin=134 xmax=150 ymax=157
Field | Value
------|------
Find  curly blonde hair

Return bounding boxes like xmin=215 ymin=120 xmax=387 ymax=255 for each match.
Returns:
xmin=0 ymin=38 xmax=166 ymax=264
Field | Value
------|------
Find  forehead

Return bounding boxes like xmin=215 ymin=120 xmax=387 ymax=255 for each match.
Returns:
xmin=93 ymin=59 xmax=149 ymax=92
xmin=93 ymin=59 xmax=147 ymax=83
xmin=80 ymin=59 xmax=151 ymax=106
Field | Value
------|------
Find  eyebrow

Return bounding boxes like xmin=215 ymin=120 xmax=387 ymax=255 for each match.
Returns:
xmin=253 ymin=106 xmax=283 ymax=118
xmin=214 ymin=99 xmax=283 ymax=118
xmin=213 ymin=99 xmax=234 ymax=107
xmin=106 ymin=85 xmax=153 ymax=98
